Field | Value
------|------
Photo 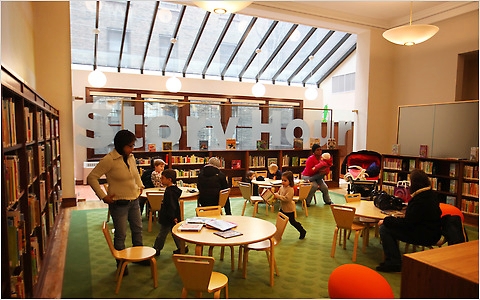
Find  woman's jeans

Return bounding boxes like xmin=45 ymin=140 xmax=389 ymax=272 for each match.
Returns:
xmin=109 ymin=199 xmax=143 ymax=250
xmin=301 ymin=175 xmax=331 ymax=205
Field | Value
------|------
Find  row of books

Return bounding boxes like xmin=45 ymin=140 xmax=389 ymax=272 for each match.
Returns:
xmin=3 ymin=98 xmax=17 ymax=147
xmin=462 ymin=182 xmax=479 ymax=197
xmin=4 ymin=155 xmax=21 ymax=206
xmin=281 ymin=155 xmax=304 ymax=167
xmin=461 ymin=199 xmax=479 ymax=214
xmin=464 ymin=165 xmax=479 ymax=179
xmin=7 ymin=210 xmax=25 ymax=269
xmin=171 ymin=155 xmax=209 ymax=165
xmin=382 ymin=171 xmax=399 ymax=183
xmin=175 ymin=169 xmax=201 ymax=179
xmin=419 ymin=161 xmax=434 ymax=174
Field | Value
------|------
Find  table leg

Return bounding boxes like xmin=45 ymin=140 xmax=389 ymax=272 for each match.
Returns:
xmin=269 ymin=237 xmax=274 ymax=287
xmin=195 ymin=244 xmax=203 ymax=256
xmin=179 ymin=199 xmax=184 ymax=220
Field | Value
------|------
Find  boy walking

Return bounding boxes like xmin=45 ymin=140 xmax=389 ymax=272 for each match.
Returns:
xmin=153 ymin=169 xmax=187 ymax=256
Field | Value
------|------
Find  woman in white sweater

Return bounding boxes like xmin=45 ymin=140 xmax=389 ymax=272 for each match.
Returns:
xmin=87 ymin=130 xmax=146 ymax=272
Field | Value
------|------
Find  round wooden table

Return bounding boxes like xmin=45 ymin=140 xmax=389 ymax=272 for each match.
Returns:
xmin=172 ymin=215 xmax=277 ymax=286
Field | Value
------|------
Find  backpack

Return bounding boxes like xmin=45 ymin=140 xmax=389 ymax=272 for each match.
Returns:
xmin=441 ymin=215 xmax=467 ymax=245
xmin=141 ymin=169 xmax=154 ymax=188
xmin=372 ymin=190 xmax=404 ymax=211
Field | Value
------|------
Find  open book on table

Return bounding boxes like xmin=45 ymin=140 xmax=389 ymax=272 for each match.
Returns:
xmin=205 ymin=219 xmax=237 ymax=231
xmin=178 ymin=223 xmax=204 ymax=232
xmin=214 ymin=230 xmax=243 ymax=239
xmin=185 ymin=217 xmax=216 ymax=224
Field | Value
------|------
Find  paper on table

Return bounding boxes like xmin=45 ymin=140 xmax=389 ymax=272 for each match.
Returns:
xmin=178 ymin=223 xmax=204 ymax=231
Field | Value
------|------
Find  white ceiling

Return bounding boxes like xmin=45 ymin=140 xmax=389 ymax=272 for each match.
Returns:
xmin=236 ymin=1 xmax=478 ymax=30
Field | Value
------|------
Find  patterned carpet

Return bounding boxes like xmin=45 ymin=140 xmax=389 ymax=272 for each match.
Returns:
xmin=63 ymin=191 xmax=468 ymax=298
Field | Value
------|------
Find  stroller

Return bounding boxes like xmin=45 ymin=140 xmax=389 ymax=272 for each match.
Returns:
xmin=341 ymin=150 xmax=382 ymax=199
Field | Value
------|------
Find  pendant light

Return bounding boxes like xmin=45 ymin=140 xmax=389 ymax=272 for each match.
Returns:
xmin=304 ymin=55 xmax=318 ymax=101
xmin=166 ymin=76 xmax=182 ymax=93
xmin=88 ymin=69 xmax=107 ymax=88
xmin=251 ymin=49 xmax=265 ymax=97
xmin=383 ymin=2 xmax=439 ymax=46
xmin=192 ymin=1 xmax=252 ymax=14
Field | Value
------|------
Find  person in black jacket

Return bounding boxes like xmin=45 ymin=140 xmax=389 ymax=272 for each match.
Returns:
xmin=197 ymin=157 xmax=232 ymax=215
xmin=376 ymin=169 xmax=442 ymax=272
xmin=152 ymin=169 xmax=186 ymax=256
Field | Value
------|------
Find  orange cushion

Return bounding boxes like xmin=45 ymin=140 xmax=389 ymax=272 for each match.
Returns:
xmin=328 ymin=264 xmax=394 ymax=299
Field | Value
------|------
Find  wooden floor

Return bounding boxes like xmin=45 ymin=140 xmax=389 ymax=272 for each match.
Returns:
xmin=36 ymin=183 xmax=347 ymax=298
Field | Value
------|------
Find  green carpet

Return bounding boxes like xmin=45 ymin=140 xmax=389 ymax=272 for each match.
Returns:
xmin=62 ymin=192 xmax=478 ymax=298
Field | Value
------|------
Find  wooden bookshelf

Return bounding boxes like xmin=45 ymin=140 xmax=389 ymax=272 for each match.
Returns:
xmin=1 ymin=66 xmax=62 ymax=298
xmin=381 ymin=154 xmax=478 ymax=226
xmin=134 ymin=149 xmax=340 ymax=196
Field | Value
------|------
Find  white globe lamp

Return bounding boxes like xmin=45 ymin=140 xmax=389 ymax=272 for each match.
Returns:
xmin=166 ymin=76 xmax=182 ymax=93
xmin=88 ymin=69 xmax=107 ymax=88
xmin=252 ymin=82 xmax=266 ymax=97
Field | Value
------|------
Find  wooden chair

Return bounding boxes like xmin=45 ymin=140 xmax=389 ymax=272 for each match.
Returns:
xmin=239 ymin=182 xmax=266 ymax=217
xmin=328 ymin=264 xmax=394 ymax=298
xmin=102 ymin=221 xmax=157 ymax=294
xmin=238 ymin=212 xmax=289 ymax=278
xmin=146 ymin=191 xmax=164 ymax=232
xmin=344 ymin=193 xmax=379 ymax=245
xmin=172 ymin=254 xmax=228 ymax=299
xmin=330 ymin=204 xmax=366 ymax=262
xmin=218 ymin=188 xmax=230 ymax=215
xmin=195 ymin=206 xmax=235 ymax=271
xmin=293 ymin=183 xmax=311 ymax=217
xmin=254 ymin=170 xmax=268 ymax=178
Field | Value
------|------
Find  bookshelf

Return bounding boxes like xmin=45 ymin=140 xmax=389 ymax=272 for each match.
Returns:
xmin=1 ymin=66 xmax=62 ymax=298
xmin=134 ymin=149 xmax=340 ymax=196
xmin=381 ymin=154 xmax=478 ymax=226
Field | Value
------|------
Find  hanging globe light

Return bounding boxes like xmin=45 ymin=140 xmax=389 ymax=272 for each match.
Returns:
xmin=305 ymin=86 xmax=318 ymax=101
xmin=88 ymin=69 xmax=107 ymax=88
xmin=252 ymin=82 xmax=266 ymax=97
xmin=166 ymin=76 xmax=182 ymax=93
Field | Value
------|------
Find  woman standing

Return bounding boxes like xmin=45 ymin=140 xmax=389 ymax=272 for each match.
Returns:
xmin=87 ymin=130 xmax=146 ymax=273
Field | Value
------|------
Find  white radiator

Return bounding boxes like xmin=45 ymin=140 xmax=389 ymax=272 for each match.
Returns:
xmin=83 ymin=161 xmax=103 ymax=184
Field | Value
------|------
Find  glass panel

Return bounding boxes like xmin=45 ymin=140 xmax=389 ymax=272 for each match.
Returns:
xmin=91 ymin=96 xmax=125 ymax=155
xmin=144 ymin=100 xmax=180 ymax=150
xmin=269 ymin=106 xmax=293 ymax=149
xmin=231 ymin=102 xmax=260 ymax=150
xmin=205 ymin=14 xmax=254 ymax=77
xmin=190 ymin=100 xmax=222 ymax=150
xmin=223 ymin=18 xmax=274 ymax=80
xmin=122 ymin=1 xmax=157 ymax=70
xmin=96 ymin=0 xmax=129 ymax=68
xmin=143 ymin=3 xmax=182 ymax=72
xmin=70 ymin=1 xmax=96 ymax=65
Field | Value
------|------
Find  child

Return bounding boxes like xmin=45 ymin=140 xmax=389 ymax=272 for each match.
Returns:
xmin=273 ymin=171 xmax=307 ymax=239
xmin=153 ymin=169 xmax=187 ymax=256
xmin=151 ymin=158 xmax=166 ymax=188
xmin=267 ymin=163 xmax=282 ymax=180
xmin=307 ymin=152 xmax=333 ymax=184
xmin=245 ymin=170 xmax=259 ymax=196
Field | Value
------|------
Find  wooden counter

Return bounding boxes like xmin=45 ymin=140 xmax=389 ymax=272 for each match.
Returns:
xmin=401 ymin=241 xmax=479 ymax=298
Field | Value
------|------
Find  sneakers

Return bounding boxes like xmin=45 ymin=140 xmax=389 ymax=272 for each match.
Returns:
xmin=299 ymin=230 xmax=307 ymax=240
xmin=324 ymin=201 xmax=333 ymax=205
xmin=173 ymin=246 xmax=189 ymax=254
xmin=375 ymin=263 xmax=402 ymax=273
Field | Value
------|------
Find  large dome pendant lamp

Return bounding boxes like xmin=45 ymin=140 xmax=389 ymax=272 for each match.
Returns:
xmin=382 ymin=2 xmax=439 ymax=46
xmin=192 ymin=1 xmax=252 ymax=14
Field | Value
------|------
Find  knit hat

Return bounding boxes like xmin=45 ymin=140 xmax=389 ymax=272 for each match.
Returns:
xmin=321 ymin=152 xmax=331 ymax=160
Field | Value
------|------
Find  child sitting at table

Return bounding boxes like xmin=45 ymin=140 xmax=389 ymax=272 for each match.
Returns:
xmin=273 ymin=171 xmax=307 ymax=239
xmin=152 ymin=169 xmax=188 ymax=256
xmin=267 ymin=163 xmax=283 ymax=180
xmin=151 ymin=158 xmax=166 ymax=188
xmin=245 ymin=170 xmax=259 ymax=196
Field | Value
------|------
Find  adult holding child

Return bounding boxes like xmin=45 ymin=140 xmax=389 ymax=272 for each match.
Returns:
xmin=301 ymin=143 xmax=333 ymax=206
xmin=87 ymin=129 xmax=147 ymax=274
xmin=197 ymin=157 xmax=232 ymax=215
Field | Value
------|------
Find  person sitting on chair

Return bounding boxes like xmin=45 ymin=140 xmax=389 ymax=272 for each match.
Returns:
xmin=376 ymin=169 xmax=442 ymax=272
xmin=197 ymin=157 xmax=232 ymax=215
xmin=267 ymin=163 xmax=282 ymax=180
xmin=301 ymin=144 xmax=333 ymax=206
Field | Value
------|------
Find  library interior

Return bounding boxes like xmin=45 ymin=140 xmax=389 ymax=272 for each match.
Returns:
xmin=2 ymin=1 xmax=479 ymax=299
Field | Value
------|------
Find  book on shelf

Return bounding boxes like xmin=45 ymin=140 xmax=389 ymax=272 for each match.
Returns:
xmin=148 ymin=143 xmax=156 ymax=152
xmin=231 ymin=176 xmax=242 ymax=187
xmin=231 ymin=160 xmax=242 ymax=169
xmin=260 ymin=188 xmax=276 ymax=205
xmin=391 ymin=144 xmax=400 ymax=155
xmin=162 ymin=141 xmax=172 ymax=151
xmin=419 ymin=144 xmax=428 ymax=158
xmin=293 ymin=138 xmax=303 ymax=150
xmin=226 ymin=138 xmax=236 ymax=150
xmin=256 ymin=140 xmax=268 ymax=150
xmin=214 ymin=229 xmax=243 ymax=239
xmin=299 ymin=158 xmax=307 ymax=166
xmin=199 ymin=140 xmax=208 ymax=150
xmin=267 ymin=157 xmax=277 ymax=167
xmin=291 ymin=156 xmax=299 ymax=166
xmin=178 ymin=223 xmax=204 ymax=231
xmin=470 ymin=147 xmax=479 ymax=161
xmin=309 ymin=137 xmax=320 ymax=148
xmin=205 ymin=219 xmax=237 ymax=231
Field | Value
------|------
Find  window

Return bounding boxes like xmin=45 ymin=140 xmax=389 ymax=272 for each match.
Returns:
xmin=332 ymin=72 xmax=355 ymax=93
xmin=107 ymin=28 xmax=131 ymax=66
xmin=144 ymin=100 xmax=179 ymax=150
xmin=231 ymin=102 xmax=260 ymax=150
xmin=189 ymin=100 xmax=222 ymax=150
xmin=269 ymin=105 xmax=294 ymax=149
